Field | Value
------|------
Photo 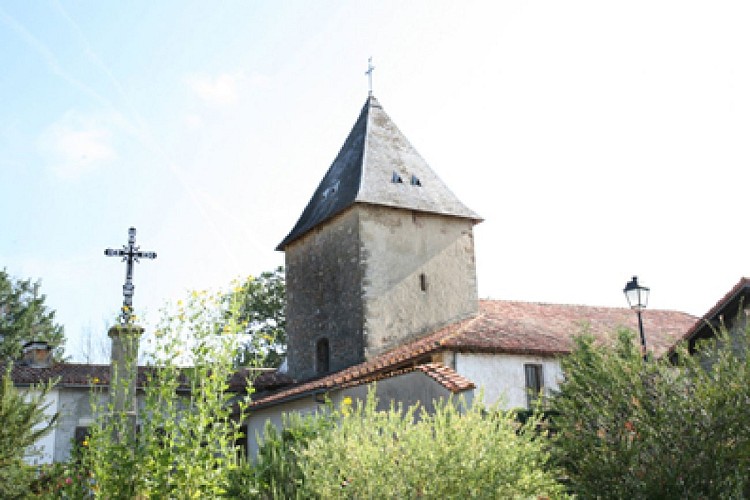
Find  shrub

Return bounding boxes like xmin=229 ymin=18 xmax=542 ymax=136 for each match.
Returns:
xmin=82 ymin=285 xmax=253 ymax=498
xmin=0 ymin=365 xmax=57 ymax=499
xmin=551 ymin=327 xmax=750 ymax=498
xmin=297 ymin=391 xmax=566 ymax=499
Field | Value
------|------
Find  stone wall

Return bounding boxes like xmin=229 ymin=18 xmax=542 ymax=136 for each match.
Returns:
xmin=284 ymin=204 xmax=479 ymax=380
xmin=284 ymin=209 xmax=365 ymax=380
xmin=359 ymin=205 xmax=478 ymax=358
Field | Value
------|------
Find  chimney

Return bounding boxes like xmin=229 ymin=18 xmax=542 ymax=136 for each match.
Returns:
xmin=22 ymin=341 xmax=53 ymax=368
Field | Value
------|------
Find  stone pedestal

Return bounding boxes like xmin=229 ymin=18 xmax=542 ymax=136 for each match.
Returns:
xmin=108 ymin=324 xmax=143 ymax=442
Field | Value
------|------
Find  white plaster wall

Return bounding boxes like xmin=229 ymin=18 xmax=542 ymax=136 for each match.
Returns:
xmin=455 ymin=353 xmax=563 ymax=409
xmin=22 ymin=388 xmax=59 ymax=465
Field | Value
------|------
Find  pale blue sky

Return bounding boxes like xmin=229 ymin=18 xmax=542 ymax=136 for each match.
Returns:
xmin=2 ymin=1 xmax=750 ymax=362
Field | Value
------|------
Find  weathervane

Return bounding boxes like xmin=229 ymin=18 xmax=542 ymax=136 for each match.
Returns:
xmin=104 ymin=227 xmax=157 ymax=324
xmin=365 ymin=57 xmax=375 ymax=96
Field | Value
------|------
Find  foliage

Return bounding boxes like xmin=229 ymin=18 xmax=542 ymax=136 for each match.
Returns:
xmin=551 ymin=327 xmax=750 ymax=498
xmin=0 ymin=268 xmax=65 ymax=361
xmin=274 ymin=390 xmax=565 ymax=499
xmin=228 ymin=267 xmax=286 ymax=368
xmin=0 ymin=365 xmax=58 ymax=498
xmin=233 ymin=405 xmax=337 ymax=499
xmin=82 ymin=284 xmax=254 ymax=498
xmin=29 ymin=443 xmax=92 ymax=498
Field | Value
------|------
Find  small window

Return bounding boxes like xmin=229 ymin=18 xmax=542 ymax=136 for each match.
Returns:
xmin=74 ymin=426 xmax=91 ymax=447
xmin=391 ymin=171 xmax=403 ymax=184
xmin=316 ymin=338 xmax=330 ymax=375
xmin=419 ymin=273 xmax=427 ymax=292
xmin=524 ymin=364 xmax=544 ymax=409
xmin=410 ymin=175 xmax=421 ymax=187
xmin=322 ymin=181 xmax=339 ymax=200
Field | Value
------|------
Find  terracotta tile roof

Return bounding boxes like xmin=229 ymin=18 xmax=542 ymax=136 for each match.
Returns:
xmin=441 ymin=300 xmax=697 ymax=357
xmin=414 ymin=363 xmax=475 ymax=393
xmin=250 ymin=300 xmax=697 ymax=408
xmin=5 ymin=362 xmax=282 ymax=392
xmin=8 ymin=300 xmax=695 ymax=407
xmin=251 ymin=360 xmax=473 ymax=409
xmin=6 ymin=362 xmax=117 ymax=387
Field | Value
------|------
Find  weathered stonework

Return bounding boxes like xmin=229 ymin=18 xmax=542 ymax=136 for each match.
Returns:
xmin=285 ymin=204 xmax=478 ymax=380
xmin=285 ymin=209 xmax=365 ymax=381
xmin=280 ymin=96 xmax=481 ymax=381
xmin=359 ymin=205 xmax=478 ymax=357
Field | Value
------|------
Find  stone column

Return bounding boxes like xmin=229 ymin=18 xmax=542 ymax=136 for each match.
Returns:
xmin=108 ymin=324 xmax=142 ymax=442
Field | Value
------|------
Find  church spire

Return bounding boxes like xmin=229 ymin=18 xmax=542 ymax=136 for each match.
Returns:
xmin=277 ymin=96 xmax=481 ymax=250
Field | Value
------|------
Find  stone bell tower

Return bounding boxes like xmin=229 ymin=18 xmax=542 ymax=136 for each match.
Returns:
xmin=277 ymin=96 xmax=481 ymax=381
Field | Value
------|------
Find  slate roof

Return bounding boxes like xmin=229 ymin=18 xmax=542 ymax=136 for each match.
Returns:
xmin=250 ymin=300 xmax=697 ymax=408
xmin=277 ymin=96 xmax=481 ymax=250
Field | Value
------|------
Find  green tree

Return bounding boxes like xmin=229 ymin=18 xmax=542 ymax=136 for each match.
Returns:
xmin=0 ymin=365 xmax=58 ymax=499
xmin=229 ymin=267 xmax=285 ymax=368
xmin=83 ymin=284 xmax=254 ymax=498
xmin=0 ymin=269 xmax=65 ymax=361
xmin=551 ymin=327 xmax=750 ymax=498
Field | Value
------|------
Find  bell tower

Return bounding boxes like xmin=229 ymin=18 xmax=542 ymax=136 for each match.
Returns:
xmin=278 ymin=96 xmax=481 ymax=381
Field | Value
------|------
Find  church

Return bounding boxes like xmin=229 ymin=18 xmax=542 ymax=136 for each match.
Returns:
xmin=9 ymin=94 xmax=710 ymax=463
xmin=244 ymin=95 xmax=697 ymax=455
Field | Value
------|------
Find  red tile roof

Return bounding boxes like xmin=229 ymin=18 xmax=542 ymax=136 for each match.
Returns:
xmin=441 ymin=300 xmax=697 ymax=357
xmin=5 ymin=362 xmax=284 ymax=392
xmin=7 ymin=300 xmax=696 ymax=407
xmin=251 ymin=300 xmax=697 ymax=408
xmin=251 ymin=360 xmax=474 ymax=409
xmin=7 ymin=362 xmax=115 ymax=387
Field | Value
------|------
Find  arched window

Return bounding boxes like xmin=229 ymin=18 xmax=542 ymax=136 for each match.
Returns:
xmin=316 ymin=338 xmax=330 ymax=375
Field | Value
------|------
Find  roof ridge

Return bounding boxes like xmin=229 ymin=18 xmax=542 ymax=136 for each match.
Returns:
xmin=437 ymin=313 xmax=484 ymax=347
xmin=479 ymin=298 xmax=697 ymax=315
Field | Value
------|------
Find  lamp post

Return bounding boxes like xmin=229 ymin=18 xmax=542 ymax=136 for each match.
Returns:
xmin=623 ymin=276 xmax=649 ymax=359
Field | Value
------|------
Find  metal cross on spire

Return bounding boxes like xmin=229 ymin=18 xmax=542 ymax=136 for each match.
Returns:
xmin=104 ymin=227 xmax=157 ymax=324
xmin=365 ymin=57 xmax=375 ymax=96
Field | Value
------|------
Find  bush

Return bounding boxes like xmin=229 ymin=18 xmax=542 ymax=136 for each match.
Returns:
xmin=229 ymin=405 xmax=337 ymax=499
xmin=82 ymin=285 xmax=253 ymax=498
xmin=551 ymin=327 xmax=750 ymax=498
xmin=0 ymin=365 xmax=57 ymax=499
xmin=296 ymin=391 xmax=566 ymax=499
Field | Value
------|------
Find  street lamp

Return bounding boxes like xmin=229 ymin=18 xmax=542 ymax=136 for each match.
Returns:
xmin=623 ymin=276 xmax=649 ymax=358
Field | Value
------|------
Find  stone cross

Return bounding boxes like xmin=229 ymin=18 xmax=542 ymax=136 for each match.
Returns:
xmin=365 ymin=57 xmax=375 ymax=96
xmin=104 ymin=227 xmax=157 ymax=324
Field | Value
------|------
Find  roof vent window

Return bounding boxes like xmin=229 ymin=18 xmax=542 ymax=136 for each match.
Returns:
xmin=410 ymin=175 xmax=422 ymax=187
xmin=322 ymin=181 xmax=340 ymax=200
xmin=391 ymin=171 xmax=403 ymax=184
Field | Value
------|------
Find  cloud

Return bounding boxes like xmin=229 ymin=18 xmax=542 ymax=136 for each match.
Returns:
xmin=186 ymin=73 xmax=240 ymax=106
xmin=38 ymin=111 xmax=117 ymax=179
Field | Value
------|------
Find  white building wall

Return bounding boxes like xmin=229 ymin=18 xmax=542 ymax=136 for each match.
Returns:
xmin=22 ymin=388 xmax=59 ymax=465
xmin=455 ymin=353 xmax=563 ymax=409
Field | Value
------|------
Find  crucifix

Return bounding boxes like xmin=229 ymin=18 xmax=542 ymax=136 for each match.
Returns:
xmin=104 ymin=227 xmax=157 ymax=324
xmin=365 ymin=57 xmax=375 ymax=96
